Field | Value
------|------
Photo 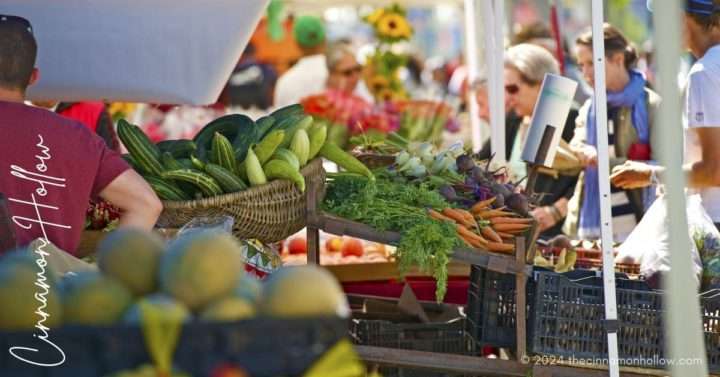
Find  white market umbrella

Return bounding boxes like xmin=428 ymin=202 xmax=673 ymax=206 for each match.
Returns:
xmin=3 ymin=0 xmax=269 ymax=105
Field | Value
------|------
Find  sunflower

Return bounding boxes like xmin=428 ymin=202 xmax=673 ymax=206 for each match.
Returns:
xmin=368 ymin=75 xmax=390 ymax=93
xmin=376 ymin=13 xmax=412 ymax=40
xmin=365 ymin=8 xmax=385 ymax=25
xmin=377 ymin=88 xmax=396 ymax=102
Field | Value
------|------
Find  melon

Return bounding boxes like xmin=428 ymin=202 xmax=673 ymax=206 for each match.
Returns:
xmin=97 ymin=228 xmax=165 ymax=296
xmin=62 ymin=271 xmax=133 ymax=325
xmin=259 ymin=265 xmax=349 ymax=318
xmin=160 ymin=231 xmax=245 ymax=311
xmin=123 ymin=293 xmax=191 ymax=324
xmin=233 ymin=275 xmax=262 ymax=305
xmin=0 ymin=249 xmax=63 ymax=330
xmin=200 ymin=297 xmax=255 ymax=322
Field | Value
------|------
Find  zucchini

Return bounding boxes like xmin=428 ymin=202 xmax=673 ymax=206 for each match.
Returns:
xmin=161 ymin=152 xmax=184 ymax=171
xmin=253 ymin=130 xmax=285 ymax=165
xmin=269 ymin=103 xmax=304 ymax=120
xmin=121 ymin=153 xmax=146 ymax=174
xmin=117 ymin=119 xmax=164 ymax=177
xmin=190 ymin=154 xmax=206 ymax=171
xmin=161 ymin=169 xmax=223 ymax=197
xmin=210 ymin=132 xmax=239 ymax=174
xmin=143 ymin=175 xmax=191 ymax=201
xmin=264 ymin=159 xmax=305 ymax=192
xmin=156 ymin=139 xmax=197 ymax=158
xmin=290 ymin=129 xmax=310 ymax=167
xmin=319 ymin=142 xmax=374 ymax=180
xmin=245 ymin=149 xmax=267 ymax=186
xmin=272 ymin=148 xmax=300 ymax=171
xmin=256 ymin=115 xmax=276 ymax=139
xmin=177 ymin=158 xmax=194 ymax=170
xmin=274 ymin=114 xmax=311 ymax=149
xmin=307 ymin=124 xmax=327 ymax=160
xmin=205 ymin=163 xmax=247 ymax=193
xmin=194 ymin=114 xmax=255 ymax=160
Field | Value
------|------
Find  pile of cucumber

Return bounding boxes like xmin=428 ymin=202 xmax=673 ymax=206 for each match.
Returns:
xmin=119 ymin=104 xmax=373 ymax=201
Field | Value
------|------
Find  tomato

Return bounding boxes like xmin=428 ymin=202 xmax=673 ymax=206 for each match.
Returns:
xmin=287 ymin=237 xmax=307 ymax=255
xmin=210 ymin=364 xmax=249 ymax=377
xmin=341 ymin=238 xmax=364 ymax=258
xmin=325 ymin=237 xmax=343 ymax=253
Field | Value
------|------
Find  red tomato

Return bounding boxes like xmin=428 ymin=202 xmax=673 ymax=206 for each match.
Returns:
xmin=287 ymin=237 xmax=307 ymax=255
xmin=325 ymin=237 xmax=343 ymax=253
xmin=210 ymin=364 xmax=249 ymax=377
xmin=341 ymin=238 xmax=364 ymax=258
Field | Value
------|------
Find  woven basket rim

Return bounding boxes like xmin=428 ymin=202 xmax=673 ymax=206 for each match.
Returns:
xmin=160 ymin=158 xmax=323 ymax=210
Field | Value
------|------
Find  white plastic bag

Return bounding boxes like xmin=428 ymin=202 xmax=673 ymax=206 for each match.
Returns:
xmin=615 ymin=194 xmax=705 ymax=286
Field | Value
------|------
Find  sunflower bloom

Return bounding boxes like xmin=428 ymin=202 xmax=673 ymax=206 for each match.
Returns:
xmin=377 ymin=13 xmax=412 ymax=39
xmin=366 ymin=8 xmax=385 ymax=25
xmin=377 ymin=88 xmax=396 ymax=102
xmin=368 ymin=75 xmax=390 ymax=93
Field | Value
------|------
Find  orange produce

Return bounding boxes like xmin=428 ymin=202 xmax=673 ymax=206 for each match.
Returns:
xmin=288 ymin=237 xmax=307 ymax=255
xmin=325 ymin=237 xmax=343 ymax=253
xmin=341 ymin=238 xmax=364 ymax=257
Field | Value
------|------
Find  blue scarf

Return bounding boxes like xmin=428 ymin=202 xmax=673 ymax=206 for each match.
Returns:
xmin=579 ymin=70 xmax=649 ymax=236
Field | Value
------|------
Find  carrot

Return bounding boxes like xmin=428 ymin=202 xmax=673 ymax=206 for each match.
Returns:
xmin=480 ymin=226 xmax=503 ymax=243
xmin=486 ymin=242 xmax=515 ymax=254
xmin=492 ymin=223 xmax=532 ymax=232
xmin=443 ymin=208 xmax=474 ymax=227
xmin=490 ymin=217 xmax=534 ymax=225
xmin=459 ymin=234 xmax=476 ymax=248
xmin=455 ymin=208 xmax=476 ymax=223
xmin=456 ymin=225 xmax=488 ymax=245
xmin=471 ymin=197 xmax=496 ymax=213
xmin=428 ymin=209 xmax=454 ymax=223
xmin=496 ymin=231 xmax=514 ymax=239
xmin=477 ymin=209 xmax=517 ymax=220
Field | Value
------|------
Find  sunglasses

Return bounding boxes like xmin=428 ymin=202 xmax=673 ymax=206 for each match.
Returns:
xmin=335 ymin=66 xmax=363 ymax=77
xmin=505 ymin=84 xmax=520 ymax=95
xmin=0 ymin=15 xmax=33 ymax=34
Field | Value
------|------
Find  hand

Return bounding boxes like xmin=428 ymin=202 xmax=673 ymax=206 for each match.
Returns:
xmin=610 ymin=161 xmax=654 ymax=189
xmin=574 ymin=145 xmax=598 ymax=167
xmin=531 ymin=207 xmax=556 ymax=232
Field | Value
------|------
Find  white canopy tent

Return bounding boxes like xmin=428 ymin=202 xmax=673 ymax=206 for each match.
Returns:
xmin=2 ymin=0 xmax=268 ymax=105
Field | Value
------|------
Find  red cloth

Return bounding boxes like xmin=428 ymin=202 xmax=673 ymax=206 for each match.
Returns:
xmin=0 ymin=101 xmax=129 ymax=254
xmin=342 ymin=277 xmax=470 ymax=305
xmin=56 ymin=102 xmax=105 ymax=133
xmin=627 ymin=142 xmax=651 ymax=161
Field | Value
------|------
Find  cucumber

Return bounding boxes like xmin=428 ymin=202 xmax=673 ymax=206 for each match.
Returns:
xmin=210 ymin=132 xmax=239 ymax=174
xmin=276 ymin=114 xmax=312 ymax=149
xmin=161 ymin=169 xmax=223 ymax=197
xmin=290 ymin=129 xmax=310 ymax=167
xmin=256 ymin=115 xmax=276 ymax=139
xmin=117 ymin=119 xmax=164 ymax=177
xmin=245 ymin=149 xmax=267 ymax=186
xmin=204 ymin=163 xmax=247 ymax=193
xmin=190 ymin=154 xmax=206 ymax=171
xmin=156 ymin=139 xmax=197 ymax=158
xmin=307 ymin=124 xmax=327 ymax=159
xmin=272 ymin=148 xmax=300 ymax=171
xmin=194 ymin=114 xmax=255 ymax=160
xmin=161 ymin=152 xmax=184 ymax=171
xmin=121 ymin=153 xmax=146 ymax=174
xmin=319 ymin=142 xmax=374 ymax=180
xmin=264 ymin=159 xmax=305 ymax=192
xmin=143 ymin=175 xmax=191 ymax=201
xmin=177 ymin=158 xmax=194 ymax=170
xmin=253 ymin=130 xmax=285 ymax=165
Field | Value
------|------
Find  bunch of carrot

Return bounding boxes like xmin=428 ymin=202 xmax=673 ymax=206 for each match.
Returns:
xmin=428 ymin=196 xmax=533 ymax=255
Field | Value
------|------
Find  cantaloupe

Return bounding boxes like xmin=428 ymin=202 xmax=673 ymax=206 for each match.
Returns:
xmin=160 ymin=231 xmax=245 ymax=311
xmin=97 ymin=229 xmax=165 ymax=296
xmin=0 ymin=250 xmax=63 ymax=330
xmin=200 ymin=297 xmax=255 ymax=322
xmin=62 ymin=271 xmax=133 ymax=325
xmin=123 ymin=293 xmax=190 ymax=324
xmin=258 ymin=265 xmax=349 ymax=318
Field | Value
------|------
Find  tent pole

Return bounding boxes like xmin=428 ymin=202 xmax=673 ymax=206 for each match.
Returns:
xmin=464 ymin=0 xmax=483 ymax=152
xmin=589 ymin=2 xmax=620 ymax=376
xmin=652 ymin=2 xmax=709 ymax=376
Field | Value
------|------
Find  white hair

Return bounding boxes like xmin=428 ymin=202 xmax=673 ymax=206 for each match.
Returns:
xmin=504 ymin=43 xmax=559 ymax=84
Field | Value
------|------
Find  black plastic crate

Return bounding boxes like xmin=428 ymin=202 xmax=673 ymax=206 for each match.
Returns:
xmin=530 ymin=271 xmax=720 ymax=372
xmin=0 ymin=318 xmax=347 ymax=377
xmin=350 ymin=318 xmax=475 ymax=377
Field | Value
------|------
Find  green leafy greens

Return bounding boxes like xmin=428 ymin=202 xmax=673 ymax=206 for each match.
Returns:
xmin=323 ymin=173 xmax=459 ymax=301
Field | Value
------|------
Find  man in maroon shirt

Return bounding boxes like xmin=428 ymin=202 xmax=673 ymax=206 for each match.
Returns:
xmin=0 ymin=15 xmax=162 ymax=255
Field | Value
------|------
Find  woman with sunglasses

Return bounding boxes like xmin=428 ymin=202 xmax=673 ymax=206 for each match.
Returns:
xmin=563 ymin=24 xmax=661 ymax=242
xmin=503 ymin=43 xmax=580 ymax=238
xmin=325 ymin=40 xmax=369 ymax=99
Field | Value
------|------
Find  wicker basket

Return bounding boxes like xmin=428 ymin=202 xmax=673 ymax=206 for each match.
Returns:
xmin=156 ymin=158 xmax=326 ymax=243
xmin=354 ymin=152 xmax=396 ymax=169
